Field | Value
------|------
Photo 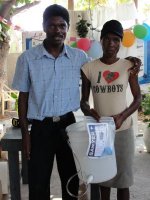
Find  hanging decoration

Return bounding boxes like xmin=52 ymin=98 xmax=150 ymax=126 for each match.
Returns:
xmin=121 ymin=23 xmax=150 ymax=48
xmin=122 ymin=30 xmax=135 ymax=47
xmin=87 ymin=40 xmax=102 ymax=59
xmin=77 ymin=38 xmax=91 ymax=51
xmin=133 ymin=24 xmax=148 ymax=39
xmin=70 ymin=22 xmax=150 ymax=51
xmin=143 ymin=23 xmax=150 ymax=41
xmin=70 ymin=41 xmax=77 ymax=48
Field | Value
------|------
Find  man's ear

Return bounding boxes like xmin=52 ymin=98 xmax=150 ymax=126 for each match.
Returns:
xmin=43 ymin=22 xmax=46 ymax=32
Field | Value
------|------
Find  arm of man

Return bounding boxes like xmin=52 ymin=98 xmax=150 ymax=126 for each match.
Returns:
xmin=113 ymin=74 xmax=141 ymax=129
xmin=18 ymin=92 xmax=30 ymax=160
xmin=80 ymin=70 xmax=100 ymax=121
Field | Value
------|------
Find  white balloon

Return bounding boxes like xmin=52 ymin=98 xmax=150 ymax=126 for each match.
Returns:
xmin=87 ymin=40 xmax=102 ymax=59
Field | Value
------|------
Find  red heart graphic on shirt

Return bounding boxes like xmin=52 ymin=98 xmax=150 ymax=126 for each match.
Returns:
xmin=103 ymin=70 xmax=119 ymax=83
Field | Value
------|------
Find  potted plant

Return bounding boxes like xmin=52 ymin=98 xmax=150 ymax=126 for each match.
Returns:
xmin=76 ymin=15 xmax=91 ymax=38
xmin=141 ymin=91 xmax=150 ymax=152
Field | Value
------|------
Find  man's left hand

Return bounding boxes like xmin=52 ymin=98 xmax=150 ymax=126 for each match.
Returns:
xmin=125 ymin=56 xmax=142 ymax=76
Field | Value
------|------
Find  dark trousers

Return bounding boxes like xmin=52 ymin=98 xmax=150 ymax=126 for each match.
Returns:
xmin=28 ymin=112 xmax=79 ymax=200
xmin=91 ymin=184 xmax=101 ymax=200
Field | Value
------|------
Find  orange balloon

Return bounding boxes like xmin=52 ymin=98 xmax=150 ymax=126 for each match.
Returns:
xmin=122 ymin=31 xmax=135 ymax=47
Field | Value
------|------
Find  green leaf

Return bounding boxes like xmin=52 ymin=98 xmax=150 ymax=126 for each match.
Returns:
xmin=16 ymin=0 xmax=32 ymax=5
xmin=141 ymin=93 xmax=150 ymax=121
xmin=76 ymin=0 xmax=133 ymax=10
xmin=25 ymin=0 xmax=32 ymax=3
xmin=117 ymin=0 xmax=133 ymax=3
xmin=76 ymin=16 xmax=91 ymax=38
xmin=11 ymin=92 xmax=18 ymax=99
xmin=0 ymin=34 xmax=4 ymax=41
xmin=0 ymin=22 xmax=10 ymax=34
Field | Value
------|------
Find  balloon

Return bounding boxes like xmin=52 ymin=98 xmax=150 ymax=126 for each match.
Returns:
xmin=70 ymin=36 xmax=76 ymax=42
xmin=122 ymin=30 xmax=135 ymax=47
xmin=143 ymin=23 xmax=150 ymax=41
xmin=133 ymin=24 xmax=148 ymax=39
xmin=87 ymin=40 xmax=102 ymax=59
xmin=77 ymin=38 xmax=91 ymax=51
xmin=70 ymin=41 xmax=77 ymax=48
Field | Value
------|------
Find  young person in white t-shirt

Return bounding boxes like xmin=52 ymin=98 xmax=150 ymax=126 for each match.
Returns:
xmin=80 ymin=20 xmax=141 ymax=200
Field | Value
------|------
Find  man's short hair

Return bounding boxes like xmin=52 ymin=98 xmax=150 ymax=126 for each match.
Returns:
xmin=43 ymin=4 xmax=70 ymax=26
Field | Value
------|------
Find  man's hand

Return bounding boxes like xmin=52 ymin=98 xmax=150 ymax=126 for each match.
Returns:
xmin=22 ymin=131 xmax=31 ymax=160
xmin=125 ymin=56 xmax=142 ymax=75
xmin=18 ymin=92 xmax=30 ymax=160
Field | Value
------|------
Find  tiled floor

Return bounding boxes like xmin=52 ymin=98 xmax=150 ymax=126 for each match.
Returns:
xmin=18 ymin=135 xmax=150 ymax=200
xmin=2 ymin=112 xmax=150 ymax=200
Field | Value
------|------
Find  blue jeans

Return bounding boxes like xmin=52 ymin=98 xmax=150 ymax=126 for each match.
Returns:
xmin=28 ymin=112 xmax=79 ymax=200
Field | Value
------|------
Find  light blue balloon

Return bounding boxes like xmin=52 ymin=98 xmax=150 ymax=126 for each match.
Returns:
xmin=143 ymin=23 xmax=150 ymax=41
xmin=87 ymin=40 xmax=102 ymax=59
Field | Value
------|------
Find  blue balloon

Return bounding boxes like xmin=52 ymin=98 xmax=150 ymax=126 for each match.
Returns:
xmin=87 ymin=40 xmax=102 ymax=59
xmin=143 ymin=23 xmax=150 ymax=41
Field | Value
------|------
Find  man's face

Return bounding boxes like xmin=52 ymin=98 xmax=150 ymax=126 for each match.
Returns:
xmin=43 ymin=16 xmax=68 ymax=46
xmin=101 ymin=33 xmax=121 ymax=56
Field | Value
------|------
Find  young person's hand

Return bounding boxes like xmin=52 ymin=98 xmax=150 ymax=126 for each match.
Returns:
xmin=88 ymin=108 xmax=100 ymax=122
xmin=80 ymin=100 xmax=100 ymax=122
xmin=112 ymin=113 xmax=124 ymax=130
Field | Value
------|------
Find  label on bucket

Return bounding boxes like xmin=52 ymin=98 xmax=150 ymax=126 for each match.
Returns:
xmin=86 ymin=123 xmax=109 ymax=158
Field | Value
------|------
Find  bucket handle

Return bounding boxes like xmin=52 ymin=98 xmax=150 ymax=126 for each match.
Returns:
xmin=66 ymin=140 xmax=93 ymax=198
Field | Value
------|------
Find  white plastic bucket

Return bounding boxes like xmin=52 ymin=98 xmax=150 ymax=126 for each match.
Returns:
xmin=66 ymin=120 xmax=117 ymax=184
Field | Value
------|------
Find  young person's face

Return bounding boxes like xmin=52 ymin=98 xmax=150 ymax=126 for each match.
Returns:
xmin=43 ymin=16 xmax=68 ymax=46
xmin=101 ymin=33 xmax=121 ymax=57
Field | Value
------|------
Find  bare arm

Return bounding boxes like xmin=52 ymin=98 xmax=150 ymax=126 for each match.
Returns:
xmin=113 ymin=74 xmax=141 ymax=129
xmin=18 ymin=92 xmax=30 ymax=159
xmin=124 ymin=74 xmax=141 ymax=118
xmin=18 ymin=92 xmax=29 ymax=134
xmin=80 ymin=70 xmax=100 ymax=121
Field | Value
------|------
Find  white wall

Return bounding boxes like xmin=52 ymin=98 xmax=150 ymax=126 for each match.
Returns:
xmin=6 ymin=53 xmax=20 ymax=88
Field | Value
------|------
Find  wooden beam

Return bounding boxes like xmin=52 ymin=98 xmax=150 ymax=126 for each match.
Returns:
xmin=134 ymin=0 xmax=138 ymax=9
xmin=133 ymin=0 xmax=138 ymax=24
xmin=68 ymin=0 xmax=74 ymax=10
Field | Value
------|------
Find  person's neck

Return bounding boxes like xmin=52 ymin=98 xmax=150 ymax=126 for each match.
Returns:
xmin=43 ymin=39 xmax=64 ymax=58
xmin=100 ymin=55 xmax=119 ymax=65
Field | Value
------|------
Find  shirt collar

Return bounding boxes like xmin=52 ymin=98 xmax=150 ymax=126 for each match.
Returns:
xmin=37 ymin=42 xmax=70 ymax=59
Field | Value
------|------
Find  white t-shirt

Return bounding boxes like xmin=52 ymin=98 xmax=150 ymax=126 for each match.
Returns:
xmin=82 ymin=58 xmax=133 ymax=131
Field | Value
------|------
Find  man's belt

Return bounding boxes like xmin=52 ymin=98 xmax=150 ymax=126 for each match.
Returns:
xmin=44 ymin=112 xmax=73 ymax=123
